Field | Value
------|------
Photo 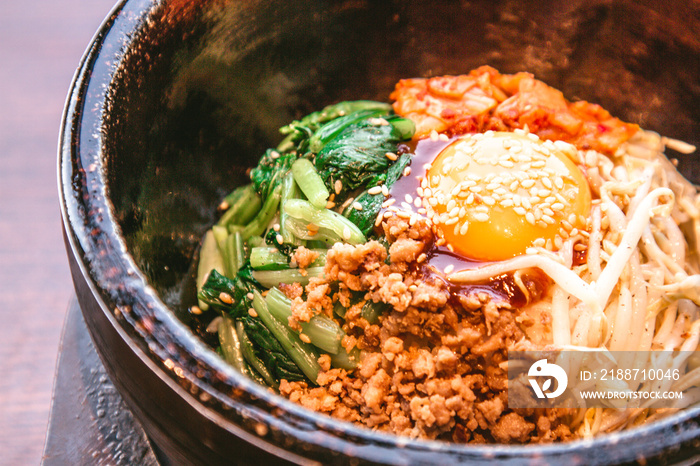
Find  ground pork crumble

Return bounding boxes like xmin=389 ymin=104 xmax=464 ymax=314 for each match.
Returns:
xmin=280 ymin=215 xmax=574 ymax=444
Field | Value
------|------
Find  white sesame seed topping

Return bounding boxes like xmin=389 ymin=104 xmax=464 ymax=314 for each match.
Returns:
xmin=473 ymin=212 xmax=490 ymax=222
xmin=444 ymin=264 xmax=455 ymax=274
xmin=368 ymin=186 xmax=382 ymax=195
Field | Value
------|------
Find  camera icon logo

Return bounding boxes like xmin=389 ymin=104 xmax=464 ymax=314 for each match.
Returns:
xmin=528 ymin=359 xmax=568 ymax=399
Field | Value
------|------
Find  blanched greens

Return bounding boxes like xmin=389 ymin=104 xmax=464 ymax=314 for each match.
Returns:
xmin=195 ymin=100 xmax=415 ymax=389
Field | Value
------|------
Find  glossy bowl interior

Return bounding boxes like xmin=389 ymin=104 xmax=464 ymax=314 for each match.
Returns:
xmin=60 ymin=0 xmax=700 ymax=464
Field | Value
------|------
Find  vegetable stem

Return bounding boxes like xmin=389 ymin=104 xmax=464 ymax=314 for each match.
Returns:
xmin=292 ymin=158 xmax=330 ymax=209
xmin=252 ymin=290 xmax=321 ymax=383
xmin=251 ymin=267 xmax=325 ymax=288
xmin=283 ymin=199 xmax=365 ymax=245
xmin=197 ymin=230 xmax=225 ymax=310
xmin=241 ymin=184 xmax=282 ymax=239
xmin=266 ymin=288 xmax=344 ymax=354
xmin=218 ymin=184 xmax=262 ymax=227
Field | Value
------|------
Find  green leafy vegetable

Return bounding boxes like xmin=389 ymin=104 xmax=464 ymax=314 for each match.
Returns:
xmin=344 ymin=152 xmax=412 ymax=236
xmin=249 ymin=148 xmax=297 ymax=201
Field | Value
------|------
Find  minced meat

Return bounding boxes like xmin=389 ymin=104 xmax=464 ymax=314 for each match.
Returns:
xmin=277 ymin=214 xmax=574 ymax=443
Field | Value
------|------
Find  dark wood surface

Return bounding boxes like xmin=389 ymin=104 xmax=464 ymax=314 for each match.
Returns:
xmin=0 ymin=1 xmax=118 ymax=463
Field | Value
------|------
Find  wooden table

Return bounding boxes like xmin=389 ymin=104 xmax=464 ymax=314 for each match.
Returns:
xmin=0 ymin=1 xmax=119 ymax=463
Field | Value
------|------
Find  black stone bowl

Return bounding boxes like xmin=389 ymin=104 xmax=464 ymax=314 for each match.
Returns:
xmin=59 ymin=0 xmax=700 ymax=464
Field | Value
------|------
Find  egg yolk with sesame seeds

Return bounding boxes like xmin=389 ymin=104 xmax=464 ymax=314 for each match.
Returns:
xmin=423 ymin=131 xmax=591 ymax=261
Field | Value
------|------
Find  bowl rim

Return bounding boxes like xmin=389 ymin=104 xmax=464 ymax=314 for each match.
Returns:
xmin=58 ymin=0 xmax=700 ymax=463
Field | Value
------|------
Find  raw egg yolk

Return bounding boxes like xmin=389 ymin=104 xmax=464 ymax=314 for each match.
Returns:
xmin=423 ymin=131 xmax=591 ymax=261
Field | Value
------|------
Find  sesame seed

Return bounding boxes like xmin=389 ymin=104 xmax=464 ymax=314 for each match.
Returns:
xmin=219 ymin=292 xmax=233 ymax=304
xmin=444 ymin=264 xmax=455 ymax=274
xmin=276 ymin=234 xmax=284 ymax=244
xmin=369 ymin=117 xmax=389 ymax=126
xmin=248 ymin=308 xmax=258 ymax=317
xmin=382 ymin=185 xmax=390 ymax=196
xmin=460 ymin=222 xmax=469 ymax=235
xmin=414 ymin=197 xmax=422 ymax=208
xmin=368 ymin=186 xmax=383 ymax=195
xmin=405 ymin=194 xmax=414 ymax=204
xmin=542 ymin=214 xmax=555 ymax=224
xmin=299 ymin=333 xmax=311 ymax=343
xmin=397 ymin=211 xmax=411 ymax=219
xmin=429 ymin=197 xmax=438 ymax=206
xmin=270 ymin=150 xmax=280 ymax=159
xmin=375 ymin=214 xmax=383 ymax=227
xmin=542 ymin=177 xmax=553 ymax=189
xmin=384 ymin=211 xmax=394 ymax=219
xmin=431 ymin=175 xmax=441 ymax=185
xmin=273 ymin=223 xmax=281 ymax=231
xmin=439 ymin=133 xmax=450 ymax=142
xmin=499 ymin=160 xmax=515 ymax=168
xmin=342 ymin=197 xmax=355 ymax=209
xmin=343 ymin=226 xmax=352 ymax=241
xmin=533 ymin=238 xmax=546 ymax=247
xmin=525 ymin=212 xmax=536 ymax=225
xmin=246 ymin=292 xmax=255 ymax=300
xmin=401 ymin=202 xmax=412 ymax=210
xmin=445 ymin=216 xmax=459 ymax=225
xmin=554 ymin=177 xmax=564 ymax=189
xmin=417 ymin=253 xmax=427 ymax=263
xmin=466 ymin=193 xmax=475 ymax=204
xmin=514 ymin=206 xmax=526 ymax=216
xmin=430 ymin=130 xmax=439 ymax=141
xmin=334 ymin=180 xmax=343 ymax=194
xmin=190 ymin=306 xmax=202 ymax=315
xmin=537 ymin=220 xmax=548 ymax=228
xmin=521 ymin=179 xmax=536 ymax=189
xmin=385 ymin=151 xmax=398 ymax=161
xmin=403 ymin=166 xmax=412 ymax=177
xmin=482 ymin=196 xmax=496 ymax=206
xmin=473 ymin=212 xmax=489 ymax=222
xmin=326 ymin=201 xmax=336 ymax=209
